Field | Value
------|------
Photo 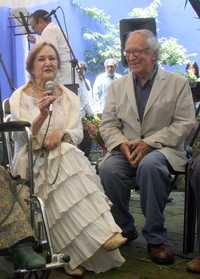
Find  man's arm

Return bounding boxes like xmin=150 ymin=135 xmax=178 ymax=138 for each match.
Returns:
xmin=100 ymin=83 xmax=128 ymax=151
xmin=143 ymin=80 xmax=196 ymax=149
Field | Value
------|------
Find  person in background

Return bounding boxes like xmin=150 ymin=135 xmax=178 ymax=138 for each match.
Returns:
xmin=185 ymin=61 xmax=200 ymax=114
xmin=28 ymin=9 xmax=72 ymax=86
xmin=186 ymin=61 xmax=199 ymax=79
xmin=77 ymin=61 xmax=93 ymax=119
xmin=77 ymin=61 xmax=96 ymax=158
xmin=10 ymin=42 xmax=127 ymax=277
xmin=93 ymin=58 xmax=122 ymax=116
xmin=99 ymin=29 xmax=195 ymax=265
xmin=0 ymin=166 xmax=46 ymax=270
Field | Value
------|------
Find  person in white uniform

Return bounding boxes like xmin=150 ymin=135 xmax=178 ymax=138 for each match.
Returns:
xmin=29 ymin=9 xmax=72 ymax=86
xmin=76 ymin=61 xmax=93 ymax=118
xmin=10 ymin=42 xmax=127 ymax=277
xmin=77 ymin=61 xmax=95 ymax=157
xmin=93 ymin=58 xmax=122 ymax=115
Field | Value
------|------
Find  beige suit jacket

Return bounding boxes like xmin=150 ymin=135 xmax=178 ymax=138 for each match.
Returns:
xmin=100 ymin=68 xmax=196 ymax=172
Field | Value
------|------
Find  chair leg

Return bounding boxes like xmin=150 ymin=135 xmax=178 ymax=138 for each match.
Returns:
xmin=183 ymin=163 xmax=197 ymax=253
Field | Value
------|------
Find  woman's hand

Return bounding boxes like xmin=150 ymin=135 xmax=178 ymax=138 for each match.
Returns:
xmin=43 ymin=130 xmax=64 ymax=150
xmin=32 ymin=92 xmax=56 ymax=136
xmin=38 ymin=92 xmax=56 ymax=116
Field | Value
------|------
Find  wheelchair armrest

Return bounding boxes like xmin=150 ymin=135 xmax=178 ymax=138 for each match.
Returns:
xmin=0 ymin=121 xmax=31 ymax=132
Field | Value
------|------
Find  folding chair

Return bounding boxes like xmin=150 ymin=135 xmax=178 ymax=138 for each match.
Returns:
xmin=0 ymin=101 xmax=70 ymax=278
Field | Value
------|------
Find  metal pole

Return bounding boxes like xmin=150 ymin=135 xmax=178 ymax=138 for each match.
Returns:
xmin=0 ymin=53 xmax=16 ymax=91
xmin=52 ymin=12 xmax=90 ymax=92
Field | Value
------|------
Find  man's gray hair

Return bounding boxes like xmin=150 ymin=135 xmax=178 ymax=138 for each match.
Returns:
xmin=104 ymin=58 xmax=117 ymax=67
xmin=126 ymin=29 xmax=160 ymax=60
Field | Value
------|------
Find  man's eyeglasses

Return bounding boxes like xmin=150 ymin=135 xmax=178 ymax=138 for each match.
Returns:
xmin=123 ymin=47 xmax=150 ymax=57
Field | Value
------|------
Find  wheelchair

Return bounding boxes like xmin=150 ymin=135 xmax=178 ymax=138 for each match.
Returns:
xmin=0 ymin=99 xmax=70 ymax=278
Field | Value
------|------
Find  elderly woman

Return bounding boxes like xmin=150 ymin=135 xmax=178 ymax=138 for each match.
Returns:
xmin=9 ymin=42 xmax=127 ymax=276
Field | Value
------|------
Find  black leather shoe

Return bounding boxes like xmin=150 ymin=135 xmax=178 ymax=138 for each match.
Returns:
xmin=148 ymin=243 xmax=175 ymax=265
xmin=187 ymin=256 xmax=200 ymax=273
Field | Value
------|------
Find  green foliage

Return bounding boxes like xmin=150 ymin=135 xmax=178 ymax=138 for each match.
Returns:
xmin=82 ymin=27 xmax=121 ymax=74
xmin=72 ymin=0 xmax=121 ymax=74
xmin=159 ymin=37 xmax=189 ymax=65
xmin=128 ymin=0 xmax=161 ymax=18
xmin=82 ymin=115 xmax=105 ymax=147
xmin=72 ymin=0 xmax=111 ymax=28
xmin=185 ymin=70 xmax=200 ymax=83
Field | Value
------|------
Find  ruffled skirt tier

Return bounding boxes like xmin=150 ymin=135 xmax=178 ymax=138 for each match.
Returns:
xmin=32 ymin=143 xmax=125 ymax=272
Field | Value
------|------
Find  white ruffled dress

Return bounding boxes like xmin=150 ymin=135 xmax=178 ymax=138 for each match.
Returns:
xmin=10 ymin=85 xmax=125 ymax=273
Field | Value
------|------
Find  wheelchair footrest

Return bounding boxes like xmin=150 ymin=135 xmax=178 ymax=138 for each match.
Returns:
xmin=14 ymin=253 xmax=70 ymax=273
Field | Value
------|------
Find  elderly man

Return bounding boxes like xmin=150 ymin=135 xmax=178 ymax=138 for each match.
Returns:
xmin=99 ymin=30 xmax=195 ymax=264
xmin=93 ymin=58 xmax=122 ymax=115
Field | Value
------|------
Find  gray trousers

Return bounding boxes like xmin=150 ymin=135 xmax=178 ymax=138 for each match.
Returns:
xmin=99 ymin=150 xmax=173 ymax=245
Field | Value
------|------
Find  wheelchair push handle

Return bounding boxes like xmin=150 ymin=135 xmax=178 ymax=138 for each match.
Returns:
xmin=0 ymin=121 xmax=31 ymax=132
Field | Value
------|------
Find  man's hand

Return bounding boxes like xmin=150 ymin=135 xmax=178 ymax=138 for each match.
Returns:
xmin=129 ymin=140 xmax=152 ymax=167
xmin=119 ymin=142 xmax=132 ymax=161
xmin=119 ymin=140 xmax=152 ymax=167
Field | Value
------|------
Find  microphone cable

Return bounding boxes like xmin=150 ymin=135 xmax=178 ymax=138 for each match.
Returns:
xmin=32 ymin=111 xmax=52 ymax=168
xmin=40 ymin=111 xmax=53 ymax=149
xmin=33 ymin=111 xmax=61 ymax=186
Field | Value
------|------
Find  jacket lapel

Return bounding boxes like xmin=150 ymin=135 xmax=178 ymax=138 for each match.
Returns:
xmin=143 ymin=68 xmax=166 ymax=120
xmin=125 ymin=72 xmax=140 ymax=119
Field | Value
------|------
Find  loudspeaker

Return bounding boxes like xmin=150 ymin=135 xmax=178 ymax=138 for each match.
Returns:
xmin=189 ymin=0 xmax=200 ymax=18
xmin=119 ymin=18 xmax=157 ymax=67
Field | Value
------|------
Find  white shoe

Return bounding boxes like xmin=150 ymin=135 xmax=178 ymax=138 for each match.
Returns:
xmin=64 ymin=265 xmax=85 ymax=277
xmin=103 ymin=233 xmax=128 ymax=251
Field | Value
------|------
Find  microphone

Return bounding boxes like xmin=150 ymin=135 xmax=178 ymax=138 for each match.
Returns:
xmin=44 ymin=81 xmax=56 ymax=112
xmin=44 ymin=7 xmax=60 ymax=19
xmin=19 ymin=12 xmax=31 ymax=34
